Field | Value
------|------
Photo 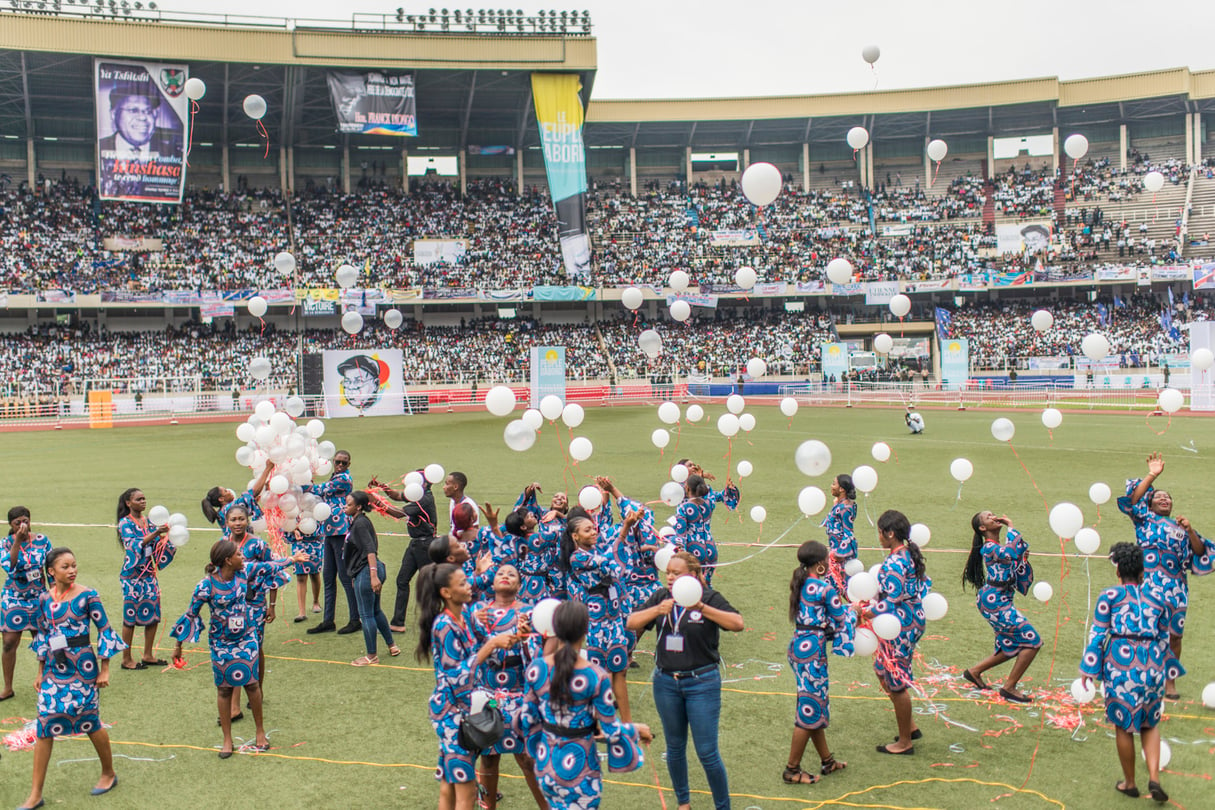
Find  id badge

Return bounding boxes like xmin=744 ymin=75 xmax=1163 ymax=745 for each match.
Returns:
xmin=664 ymin=634 xmax=685 ymax=652
xmin=227 ymin=613 xmax=246 ymax=633
xmin=48 ymin=632 xmax=68 ymax=652
xmin=608 ymin=585 xmax=619 ymax=602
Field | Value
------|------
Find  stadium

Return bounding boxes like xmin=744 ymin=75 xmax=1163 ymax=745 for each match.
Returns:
xmin=2 ymin=7 xmax=1215 ymax=810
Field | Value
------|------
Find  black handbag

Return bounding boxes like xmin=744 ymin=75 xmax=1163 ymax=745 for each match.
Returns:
xmin=458 ymin=704 xmax=505 ymax=753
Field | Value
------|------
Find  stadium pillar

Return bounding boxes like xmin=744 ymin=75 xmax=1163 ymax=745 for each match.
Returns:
xmin=802 ymin=143 xmax=810 ymax=192
xmin=515 ymin=148 xmax=524 ymax=196
xmin=1185 ymin=114 xmax=1194 ymax=166
xmin=341 ymin=138 xmax=351 ymax=194
xmin=401 ymin=148 xmax=409 ymax=193
xmin=685 ymin=147 xmax=692 ymax=184
xmin=742 ymin=148 xmax=750 ymax=169
xmin=221 ymin=145 xmax=230 ymax=191
xmin=923 ymin=136 xmax=931 ymax=188
xmin=1119 ymin=124 xmax=1128 ymax=171
xmin=1051 ymin=127 xmax=1059 ymax=174
xmin=629 ymin=147 xmax=637 ymax=197
xmin=459 ymin=149 xmax=467 ymax=196
xmin=25 ymin=138 xmax=34 ymax=187
xmin=986 ymin=136 xmax=994 ymax=179
xmin=280 ymin=146 xmax=290 ymax=194
xmin=1195 ymin=114 xmax=1204 ymax=165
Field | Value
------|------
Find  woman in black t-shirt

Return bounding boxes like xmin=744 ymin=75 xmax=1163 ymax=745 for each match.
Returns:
xmin=343 ymin=492 xmax=399 ymax=666
xmin=627 ymin=551 xmax=742 ymax=810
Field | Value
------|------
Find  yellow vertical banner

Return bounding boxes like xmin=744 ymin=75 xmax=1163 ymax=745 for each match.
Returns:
xmin=531 ymin=73 xmax=591 ymax=279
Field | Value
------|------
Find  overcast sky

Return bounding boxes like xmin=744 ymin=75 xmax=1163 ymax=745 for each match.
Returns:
xmin=170 ymin=0 xmax=1215 ymax=100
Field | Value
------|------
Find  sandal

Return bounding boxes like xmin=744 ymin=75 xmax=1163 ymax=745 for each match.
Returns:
xmin=1148 ymin=780 xmax=1168 ymax=803
xmin=782 ymin=764 xmax=819 ymax=785
xmin=352 ymin=655 xmax=379 ymax=667
xmin=820 ymin=753 xmax=847 ymax=775
xmin=388 ymin=645 xmax=402 ymax=657
xmin=1114 ymin=780 xmax=1140 ymax=798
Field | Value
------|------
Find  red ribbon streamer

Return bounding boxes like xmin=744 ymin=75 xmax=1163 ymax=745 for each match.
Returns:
xmin=256 ymin=120 xmax=270 ymax=159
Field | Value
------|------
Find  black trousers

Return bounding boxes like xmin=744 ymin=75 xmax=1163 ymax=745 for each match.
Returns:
xmin=322 ymin=533 xmax=357 ymax=625
xmin=392 ymin=538 xmax=434 ymax=626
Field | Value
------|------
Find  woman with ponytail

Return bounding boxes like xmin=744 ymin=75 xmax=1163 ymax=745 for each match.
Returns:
xmin=522 ymin=601 xmax=652 ymax=809
xmin=960 ymin=511 xmax=1041 ymax=702
xmin=170 ymin=538 xmax=308 ymax=758
xmin=822 ymin=474 xmax=858 ymax=591
xmin=866 ymin=510 xmax=930 ymax=755
xmin=672 ymin=472 xmax=739 ymax=586
xmin=415 ymin=562 xmax=517 ymax=810
xmin=783 ymin=540 xmax=855 ymax=786
xmin=115 ymin=488 xmax=174 ymax=671
xmin=199 ymin=464 xmax=272 ymax=536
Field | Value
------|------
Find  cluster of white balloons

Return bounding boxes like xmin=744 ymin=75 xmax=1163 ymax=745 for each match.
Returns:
xmin=234 ymin=399 xmax=338 ymax=539
xmin=147 ymin=505 xmax=191 ymax=548
xmin=714 ymin=394 xmax=757 ymax=438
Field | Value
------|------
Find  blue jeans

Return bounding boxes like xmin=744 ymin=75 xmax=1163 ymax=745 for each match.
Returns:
xmin=352 ymin=562 xmax=394 ymax=656
xmin=321 ymin=534 xmax=357 ymax=625
xmin=652 ymin=667 xmax=730 ymax=809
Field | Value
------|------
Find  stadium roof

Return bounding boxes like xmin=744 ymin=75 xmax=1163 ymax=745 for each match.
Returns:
xmin=0 ymin=12 xmax=1212 ymax=153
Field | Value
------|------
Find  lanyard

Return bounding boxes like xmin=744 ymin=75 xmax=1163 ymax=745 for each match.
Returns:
xmin=664 ymin=604 xmax=687 ymax=636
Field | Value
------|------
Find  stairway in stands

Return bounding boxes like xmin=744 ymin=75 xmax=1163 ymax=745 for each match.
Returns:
xmin=1054 ymin=181 xmax=1067 ymax=231
xmin=982 ymin=180 xmax=996 ymax=232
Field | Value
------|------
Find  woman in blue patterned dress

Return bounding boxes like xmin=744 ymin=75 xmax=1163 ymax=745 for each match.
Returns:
xmin=414 ymin=562 xmax=518 ymax=810
xmin=220 ymin=505 xmax=275 ymax=723
xmin=289 ymin=525 xmax=323 ymax=622
xmin=200 ymin=464 xmax=272 ymax=537
xmin=521 ymin=600 xmax=651 ymax=810
xmin=864 ymin=510 xmax=930 ymax=755
xmin=821 ymin=474 xmax=858 ymax=592
xmin=115 ymin=488 xmax=175 ymax=671
xmin=21 ymin=547 xmax=125 ymax=809
xmin=559 ymin=508 xmax=641 ymax=721
xmin=471 ymin=563 xmax=548 ymax=810
xmin=2 ymin=506 xmax=51 ymax=702
xmin=1079 ymin=542 xmax=1177 ymax=803
xmin=1118 ymin=452 xmax=1213 ymax=699
xmin=673 ymin=474 xmax=739 ymax=586
xmin=784 ymin=540 xmax=855 ymax=785
xmin=960 ymin=511 xmax=1041 ymax=702
xmin=171 ymin=538 xmax=306 ymax=758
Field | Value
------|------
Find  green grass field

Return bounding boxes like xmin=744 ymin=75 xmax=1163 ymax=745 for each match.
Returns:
xmin=2 ymin=403 xmax=1214 ymax=809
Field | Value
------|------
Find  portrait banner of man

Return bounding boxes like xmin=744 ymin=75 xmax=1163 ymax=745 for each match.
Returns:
xmin=321 ymin=349 xmax=405 ymax=418
xmin=95 ymin=59 xmax=189 ymax=204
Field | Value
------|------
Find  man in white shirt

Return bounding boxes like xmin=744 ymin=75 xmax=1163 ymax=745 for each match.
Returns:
xmin=443 ymin=471 xmax=478 ymax=535
xmin=906 ymin=408 xmax=925 ymax=434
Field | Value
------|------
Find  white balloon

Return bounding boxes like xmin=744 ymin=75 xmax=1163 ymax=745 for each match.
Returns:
xmin=148 ymin=505 xmax=170 ymax=525
xmin=166 ymin=512 xmax=187 ymax=528
xmin=568 ymin=437 xmax=593 ymax=462
xmin=1081 ymin=333 xmax=1110 ymax=362
xmin=1192 ymin=348 xmax=1215 ymax=371
xmin=950 ymin=458 xmax=974 ymax=482
xmin=661 ymin=481 xmax=685 ymax=507
xmin=1143 ymin=170 xmax=1165 ymax=193
xmin=651 ymin=429 xmax=671 ymax=449
xmin=736 ymin=460 xmax=753 ymax=478
xmin=539 ymin=395 xmax=564 ymax=421
xmin=531 ymin=598 xmax=561 ymax=637
xmin=861 ymin=44 xmax=880 ymax=64
xmin=871 ymin=442 xmax=891 ymax=462
xmin=269 ymin=474 xmax=290 ymax=495
xmin=1070 ymin=677 xmax=1096 ymax=704
xmin=825 ymin=257 xmax=853 ymax=285
xmin=746 ymin=358 xmax=767 ymax=379
xmin=888 ymin=294 xmax=911 ymax=318
xmin=672 ymin=575 xmax=704 ymax=607
xmin=1158 ymin=387 xmax=1184 ymax=414
xmin=734 ymin=266 xmax=758 ymax=290
xmin=794 ymin=440 xmax=832 ymax=477
xmin=424 ymin=464 xmax=445 ymax=484
xmin=235 ymin=447 xmax=254 ymax=468
xmin=1049 ymin=502 xmax=1085 ymax=539
xmin=844 ymin=559 xmax=865 ymax=577
xmin=851 ymin=465 xmax=878 ymax=494
xmin=621 ymin=286 xmax=644 ymax=310
xmin=846 ymin=126 xmax=869 ymax=150
xmin=686 ymin=404 xmax=704 ymax=422
xmin=253 ymin=425 xmax=276 ymax=449
xmin=668 ymin=270 xmax=690 ymax=292
xmin=384 ymin=309 xmax=404 ymax=330
xmin=242 ymin=93 xmax=267 ymax=120
xmin=578 ymin=486 xmax=604 ymax=511
xmin=273 ymin=251 xmax=296 ymax=276
xmin=872 ymin=613 xmax=901 ymax=640
xmin=168 ymin=525 xmax=190 ymax=548
xmin=738 ymin=413 xmax=757 ymax=432
xmin=315 ymin=459 xmax=333 ymax=476
xmin=247 ymin=356 xmax=271 ymax=381
xmin=873 ymin=333 xmax=893 ymax=354
xmin=1074 ymin=527 xmax=1101 ymax=555
xmin=340 ymin=311 xmax=364 ymax=335
xmin=504 ymin=420 xmax=537 ymax=452
xmin=1143 ymin=739 xmax=1171 ymax=769
xmin=1033 ymin=581 xmax=1053 ymax=603
xmin=254 ymin=400 xmax=276 ymax=421
xmin=717 ymin=413 xmax=740 ymax=437
xmin=779 ymin=397 xmax=799 ymax=417
xmin=750 ymin=505 xmax=767 ymax=523
xmin=335 ymin=264 xmax=359 ymax=289
xmin=910 ymin=523 xmax=931 ymax=546
xmin=654 ymin=545 xmax=677 ymax=573
xmin=561 ymin=403 xmax=585 ymax=428
xmin=403 ymin=482 xmax=425 ymax=502
xmin=312 ymin=502 xmax=332 ymax=523
xmin=1201 ymin=682 xmax=1215 ymax=709
xmin=1041 ymin=408 xmax=1063 ymax=429
xmin=521 ymin=408 xmax=544 ymax=431
xmin=670 ymin=463 xmax=690 ymax=483
xmin=1063 ymin=133 xmax=1088 ymax=160
xmin=657 ymin=401 xmax=681 ymax=425
xmin=236 ymin=422 xmax=256 ymax=443
xmin=306 ymin=419 xmax=325 ymax=439
xmin=1031 ymin=309 xmax=1054 ymax=331
xmin=638 ymin=329 xmax=663 ymax=358
xmin=184 ymin=77 xmax=206 ymax=100
xmin=485 ymin=385 xmax=517 ymax=417
xmin=725 ymin=394 xmax=746 ymax=414
xmin=297 ymin=517 xmax=318 ymax=536
xmin=670 ymin=300 xmax=692 ymax=322
xmin=797 ymin=485 xmax=827 ymax=516
xmin=740 ymin=162 xmax=783 ymax=207
xmin=270 ymin=412 xmax=293 ymax=436
xmin=922 ymin=592 xmax=948 ymax=621
xmin=926 ymin=139 xmax=948 ymax=162
xmin=284 ymin=396 xmax=305 ymax=418
xmin=991 ymin=417 xmax=1016 ymax=442
xmin=853 ymin=627 xmax=879 ymax=656
xmin=1089 ymin=482 xmax=1111 ymax=505
xmin=247 ymin=296 xmax=268 ymax=318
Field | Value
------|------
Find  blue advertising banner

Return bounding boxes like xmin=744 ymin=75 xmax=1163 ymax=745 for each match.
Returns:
xmin=820 ymin=343 xmax=849 ymax=381
xmin=530 ymin=346 xmax=567 ymax=407
xmin=533 ymin=285 xmax=597 ymax=301
xmin=941 ymin=338 xmax=970 ymax=390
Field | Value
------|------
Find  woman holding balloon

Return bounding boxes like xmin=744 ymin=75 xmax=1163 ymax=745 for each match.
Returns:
xmin=822 ymin=474 xmax=858 ymax=592
xmin=627 ymin=551 xmax=742 ymax=810
xmin=115 ymin=488 xmax=175 ymax=671
xmin=673 ymin=474 xmax=739 ymax=586
xmin=960 ymin=511 xmax=1041 ymax=702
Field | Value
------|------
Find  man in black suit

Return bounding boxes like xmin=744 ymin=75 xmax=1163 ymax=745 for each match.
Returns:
xmin=99 ymin=80 xmax=183 ymax=200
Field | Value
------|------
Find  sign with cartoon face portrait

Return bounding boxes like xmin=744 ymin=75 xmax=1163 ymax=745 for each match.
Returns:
xmin=322 ymin=349 xmax=404 ymax=417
